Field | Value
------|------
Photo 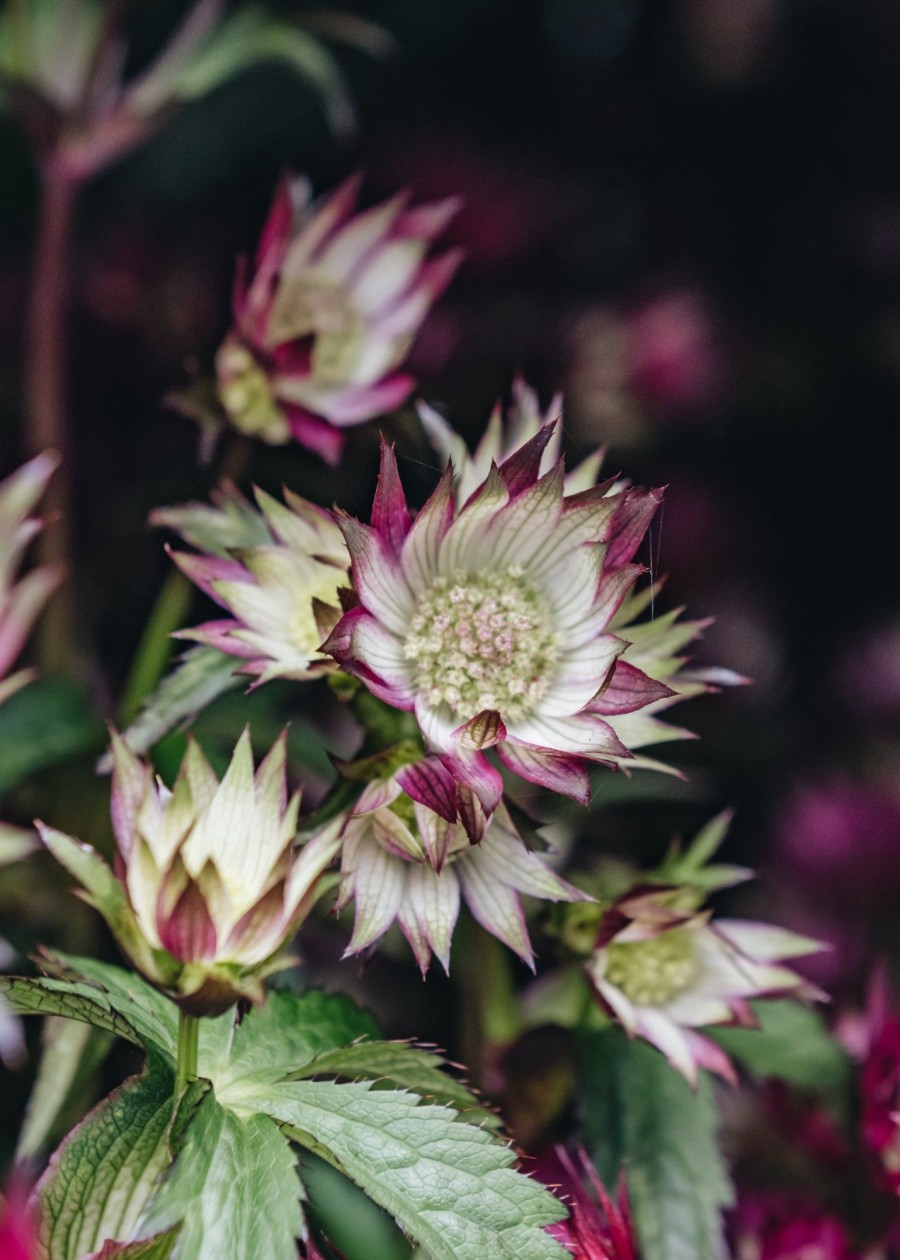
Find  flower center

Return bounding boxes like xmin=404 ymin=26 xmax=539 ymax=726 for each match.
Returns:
xmin=403 ymin=567 xmax=559 ymax=722
xmin=604 ymin=928 xmax=697 ymax=1006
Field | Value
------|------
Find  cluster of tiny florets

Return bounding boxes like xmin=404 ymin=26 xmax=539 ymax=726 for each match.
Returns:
xmin=604 ymin=928 xmax=698 ymax=1006
xmin=403 ymin=566 xmax=559 ymax=721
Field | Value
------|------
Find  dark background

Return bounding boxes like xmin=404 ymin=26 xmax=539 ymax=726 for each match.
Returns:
xmin=3 ymin=0 xmax=900 ymax=1054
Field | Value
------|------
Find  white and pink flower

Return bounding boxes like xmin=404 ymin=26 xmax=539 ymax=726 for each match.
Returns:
xmin=587 ymin=887 xmax=823 ymax=1084
xmin=217 ymin=173 xmax=462 ymax=462
xmin=40 ymin=729 xmax=340 ymax=1014
xmin=323 ymin=430 xmax=672 ymax=835
xmin=155 ymin=482 xmax=349 ymax=686
xmin=332 ymin=771 xmax=589 ymax=973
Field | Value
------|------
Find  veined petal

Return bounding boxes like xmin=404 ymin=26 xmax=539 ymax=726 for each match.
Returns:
xmin=371 ymin=439 xmax=412 ymax=554
xmin=337 ymin=514 xmax=416 ymax=633
xmin=496 ymin=743 xmax=591 ymax=805
xmin=589 ymin=660 xmax=675 ymax=716
xmin=344 ymin=829 xmax=406 ymax=954
xmin=396 ymin=758 xmax=459 ymax=824
xmin=506 ymin=712 xmax=630 ymax=762
xmin=456 ymin=856 xmax=534 ymax=968
xmin=397 ymin=862 xmax=461 ymax=974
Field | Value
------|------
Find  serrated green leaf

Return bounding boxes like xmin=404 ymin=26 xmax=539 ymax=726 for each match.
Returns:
xmin=136 ymin=1090 xmax=304 ymax=1260
xmin=98 ymin=647 xmax=241 ymax=767
xmin=0 ymin=678 xmax=104 ymax=795
xmin=580 ymin=1030 xmax=733 ymax=1260
xmin=217 ymin=989 xmax=378 ymax=1095
xmin=288 ymin=1041 xmax=500 ymax=1130
xmin=37 ymin=953 xmax=181 ymax=1058
xmin=0 ymin=975 xmax=145 ymax=1046
xmin=37 ymin=1055 xmax=175 ymax=1260
xmin=708 ymin=1000 xmax=851 ymax=1099
xmin=17 ymin=1018 xmax=115 ymax=1161
xmin=245 ymin=1079 xmax=568 ymax=1260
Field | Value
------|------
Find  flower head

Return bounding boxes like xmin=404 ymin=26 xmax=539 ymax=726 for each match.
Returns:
xmin=323 ymin=432 xmax=674 ymax=833
xmin=421 ymin=384 xmax=744 ymax=775
xmin=587 ymin=888 xmax=823 ymax=1084
xmin=0 ymin=452 xmax=61 ymax=706
xmin=332 ymin=770 xmax=589 ymax=973
xmin=730 ymin=1193 xmax=857 ymax=1260
xmin=155 ymin=482 xmax=349 ymax=687
xmin=217 ymin=173 xmax=462 ymax=462
xmin=39 ymin=730 xmax=340 ymax=1015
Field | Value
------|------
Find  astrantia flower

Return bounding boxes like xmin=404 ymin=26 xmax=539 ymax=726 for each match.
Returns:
xmin=587 ymin=888 xmax=823 ymax=1083
xmin=39 ymin=730 xmax=340 ymax=1015
xmin=421 ymin=383 xmax=743 ymax=774
xmin=217 ymin=173 xmax=462 ymax=462
xmin=420 ymin=378 xmax=610 ymax=502
xmin=0 ymin=452 xmax=62 ymax=706
xmin=0 ymin=452 xmax=61 ymax=1064
xmin=536 ymin=1148 xmax=636 ymax=1260
xmin=323 ymin=432 xmax=676 ymax=832
xmin=155 ymin=483 xmax=349 ymax=686
xmin=332 ymin=773 xmax=589 ymax=972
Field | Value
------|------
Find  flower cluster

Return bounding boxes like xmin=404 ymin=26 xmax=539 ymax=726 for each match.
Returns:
xmin=323 ymin=429 xmax=672 ymax=831
xmin=217 ymin=173 xmax=461 ymax=462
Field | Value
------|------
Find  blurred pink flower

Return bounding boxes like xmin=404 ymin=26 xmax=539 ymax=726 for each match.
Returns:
xmin=217 ymin=174 xmax=462 ymax=462
xmin=0 ymin=1180 xmax=37 ymax=1260
xmin=861 ymin=1016 xmax=900 ymax=1195
xmin=730 ymin=1193 xmax=857 ymax=1260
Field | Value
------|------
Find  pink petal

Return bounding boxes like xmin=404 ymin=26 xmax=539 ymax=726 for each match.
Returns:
xmin=396 ymin=758 xmax=458 ymax=824
xmin=498 ymin=424 xmax=558 ymax=496
xmin=284 ymin=403 xmax=345 ymax=465
xmin=497 ymin=743 xmax=591 ymax=805
xmin=371 ymin=439 xmax=412 ymax=555
xmin=605 ymin=486 xmax=664 ymax=572
xmin=589 ymin=660 xmax=675 ymax=716
xmin=400 ymin=466 xmax=455 ymax=591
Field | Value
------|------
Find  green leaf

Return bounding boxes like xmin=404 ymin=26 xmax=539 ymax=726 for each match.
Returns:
xmin=98 ymin=647 xmax=241 ymax=767
xmin=288 ymin=1041 xmax=500 ymax=1130
xmin=579 ymin=1030 xmax=733 ymax=1260
xmin=0 ymin=822 xmax=36 ymax=866
xmin=708 ymin=1000 xmax=852 ymax=1099
xmin=137 ymin=1090 xmax=303 ymax=1260
xmin=0 ymin=975 xmax=147 ymax=1048
xmin=37 ymin=1055 xmax=175 ymax=1260
xmin=88 ymin=1231 xmax=179 ymax=1259
xmin=17 ymin=1018 xmax=115 ymax=1161
xmin=217 ymin=989 xmax=378 ymax=1095
xmin=127 ymin=7 xmax=354 ymax=136
xmin=0 ymin=678 xmax=104 ymax=796
xmin=245 ymin=1079 xmax=569 ymax=1260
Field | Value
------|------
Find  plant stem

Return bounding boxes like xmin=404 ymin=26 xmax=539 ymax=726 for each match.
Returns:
xmin=175 ymin=1010 xmax=200 ymax=1096
xmin=118 ymin=569 xmax=193 ymax=724
xmin=24 ymin=158 xmax=80 ymax=671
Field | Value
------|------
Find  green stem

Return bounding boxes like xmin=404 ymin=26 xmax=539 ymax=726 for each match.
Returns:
xmin=118 ymin=568 xmax=192 ymax=724
xmin=175 ymin=1010 xmax=200 ymax=1097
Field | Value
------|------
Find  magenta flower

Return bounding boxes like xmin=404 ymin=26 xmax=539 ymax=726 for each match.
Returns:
xmin=535 ymin=1148 xmax=636 ymax=1260
xmin=861 ymin=1015 xmax=900 ymax=1195
xmin=587 ymin=888 xmax=823 ymax=1084
xmin=730 ymin=1193 xmax=858 ymax=1260
xmin=323 ymin=432 xmax=672 ymax=835
xmin=217 ymin=174 xmax=462 ymax=462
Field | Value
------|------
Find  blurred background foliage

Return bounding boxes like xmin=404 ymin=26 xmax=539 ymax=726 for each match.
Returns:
xmin=2 ymin=0 xmax=900 ymax=1221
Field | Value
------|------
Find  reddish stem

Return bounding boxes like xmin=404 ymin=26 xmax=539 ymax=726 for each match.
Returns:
xmin=24 ymin=160 xmax=80 ymax=671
